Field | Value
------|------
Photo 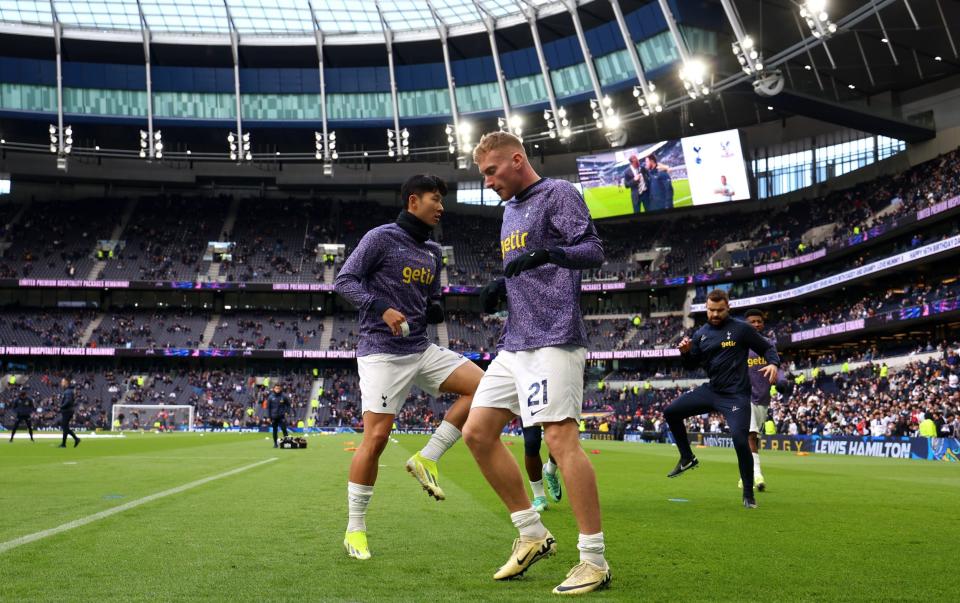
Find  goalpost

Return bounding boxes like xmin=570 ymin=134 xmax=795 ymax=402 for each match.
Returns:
xmin=111 ymin=405 xmax=196 ymax=432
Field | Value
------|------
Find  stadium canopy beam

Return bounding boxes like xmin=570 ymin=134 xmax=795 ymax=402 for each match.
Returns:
xmin=308 ymin=0 xmax=330 ymax=162
xmin=474 ymin=3 xmax=513 ymax=126
xmin=520 ymin=4 xmax=562 ymax=132
xmin=223 ymin=0 xmax=244 ymax=158
xmin=376 ymin=1 xmax=403 ymax=159
xmin=561 ymin=0 xmax=605 ymax=106
xmin=792 ymin=10 xmax=824 ymax=92
xmin=655 ymin=0 xmax=692 ymax=64
xmin=135 ymin=0 xmax=155 ymax=160
xmin=607 ymin=0 xmax=653 ymax=99
xmin=853 ymin=31 xmax=876 ymax=88
xmin=49 ymin=0 xmax=64 ymax=156
xmin=871 ymin=0 xmax=898 ymax=66
xmin=426 ymin=1 xmax=461 ymax=145
xmin=935 ymin=0 xmax=958 ymax=59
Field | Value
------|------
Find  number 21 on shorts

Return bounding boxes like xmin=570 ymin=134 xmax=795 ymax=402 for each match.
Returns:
xmin=527 ymin=379 xmax=549 ymax=411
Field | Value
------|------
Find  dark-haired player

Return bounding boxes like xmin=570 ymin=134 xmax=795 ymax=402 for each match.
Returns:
xmin=665 ymin=290 xmax=779 ymax=508
xmin=8 ymin=388 xmax=35 ymax=443
xmin=334 ymin=174 xmax=484 ymax=560
xmin=743 ymin=308 xmax=788 ymax=492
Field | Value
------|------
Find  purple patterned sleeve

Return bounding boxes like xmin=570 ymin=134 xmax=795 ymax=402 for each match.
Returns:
xmin=546 ymin=182 xmax=604 ymax=269
xmin=334 ymin=232 xmax=389 ymax=315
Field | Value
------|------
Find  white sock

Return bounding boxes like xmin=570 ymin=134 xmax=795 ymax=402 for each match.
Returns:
xmin=544 ymin=459 xmax=558 ymax=475
xmin=420 ymin=420 xmax=462 ymax=462
xmin=510 ymin=507 xmax=548 ymax=540
xmin=752 ymin=452 xmax=762 ymax=475
xmin=346 ymin=482 xmax=374 ymax=533
xmin=578 ymin=532 xmax=607 ymax=568
xmin=530 ymin=479 xmax=546 ymax=499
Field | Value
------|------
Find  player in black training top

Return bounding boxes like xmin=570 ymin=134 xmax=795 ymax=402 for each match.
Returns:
xmin=266 ymin=382 xmax=291 ymax=448
xmin=9 ymin=388 xmax=36 ymax=443
xmin=665 ymin=289 xmax=779 ymax=508
xmin=59 ymin=377 xmax=81 ymax=448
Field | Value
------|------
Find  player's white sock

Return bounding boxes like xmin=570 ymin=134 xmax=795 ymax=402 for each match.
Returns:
xmin=530 ymin=479 xmax=546 ymax=499
xmin=419 ymin=420 xmax=462 ymax=462
xmin=752 ymin=452 xmax=762 ymax=475
xmin=543 ymin=459 xmax=558 ymax=475
xmin=510 ymin=507 xmax=548 ymax=540
xmin=346 ymin=482 xmax=374 ymax=532
xmin=578 ymin=532 xmax=607 ymax=569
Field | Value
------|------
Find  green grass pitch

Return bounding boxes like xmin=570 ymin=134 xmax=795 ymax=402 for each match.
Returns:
xmin=1 ymin=432 xmax=957 ymax=601
xmin=584 ymin=179 xmax=692 ymax=219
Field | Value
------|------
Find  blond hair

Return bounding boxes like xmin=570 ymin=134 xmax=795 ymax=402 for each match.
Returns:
xmin=472 ymin=131 xmax=525 ymax=164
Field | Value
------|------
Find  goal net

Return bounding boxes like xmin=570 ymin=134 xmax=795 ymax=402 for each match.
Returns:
xmin=111 ymin=405 xmax=195 ymax=432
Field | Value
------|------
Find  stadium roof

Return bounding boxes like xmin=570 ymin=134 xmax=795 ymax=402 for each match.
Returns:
xmin=0 ymin=0 xmax=573 ymax=44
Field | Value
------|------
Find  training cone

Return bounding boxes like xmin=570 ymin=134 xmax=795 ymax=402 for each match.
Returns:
xmin=591 ymin=449 xmax=601 ymax=454
xmin=344 ymin=446 xmax=357 ymax=452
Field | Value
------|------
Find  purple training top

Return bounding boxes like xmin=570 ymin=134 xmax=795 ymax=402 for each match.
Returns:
xmin=748 ymin=334 xmax=788 ymax=406
xmin=500 ymin=178 xmax=604 ymax=351
xmin=334 ymin=223 xmax=442 ymax=356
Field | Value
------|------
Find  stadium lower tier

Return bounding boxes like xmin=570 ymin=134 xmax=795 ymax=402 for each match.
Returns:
xmin=3 ymin=342 xmax=957 ymax=438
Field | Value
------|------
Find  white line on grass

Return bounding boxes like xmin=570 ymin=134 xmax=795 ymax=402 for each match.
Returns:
xmin=0 ymin=457 xmax=278 ymax=554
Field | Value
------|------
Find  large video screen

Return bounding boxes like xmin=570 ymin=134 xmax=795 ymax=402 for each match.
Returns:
xmin=576 ymin=129 xmax=750 ymax=219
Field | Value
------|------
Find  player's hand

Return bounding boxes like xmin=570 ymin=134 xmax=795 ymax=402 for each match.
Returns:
xmin=677 ymin=336 xmax=692 ymax=354
xmin=382 ymin=308 xmax=407 ymax=336
xmin=760 ymin=364 xmax=778 ymax=384
xmin=504 ymin=249 xmax=551 ymax=277
xmin=479 ymin=279 xmax=507 ymax=313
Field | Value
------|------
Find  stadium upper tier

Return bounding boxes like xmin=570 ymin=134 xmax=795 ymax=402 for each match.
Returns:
xmin=0 ymin=147 xmax=957 ymax=292
xmin=4 ymin=261 xmax=960 ymax=356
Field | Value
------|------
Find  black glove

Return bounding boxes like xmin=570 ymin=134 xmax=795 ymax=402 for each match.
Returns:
xmin=504 ymin=248 xmax=551 ymax=277
xmin=425 ymin=302 xmax=445 ymax=324
xmin=479 ymin=278 xmax=507 ymax=314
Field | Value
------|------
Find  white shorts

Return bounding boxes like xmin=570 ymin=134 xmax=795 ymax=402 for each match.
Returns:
xmin=471 ymin=345 xmax=586 ymax=427
xmin=358 ymin=344 xmax=469 ymax=415
xmin=749 ymin=403 xmax=769 ymax=433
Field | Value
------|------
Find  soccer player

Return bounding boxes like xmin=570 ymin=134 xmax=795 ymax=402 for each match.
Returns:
xmin=465 ymin=132 xmax=610 ymax=595
xmin=743 ymin=308 xmax=788 ymax=492
xmin=334 ymin=174 xmax=484 ymax=561
xmin=58 ymin=377 xmax=80 ymax=448
xmin=664 ymin=290 xmax=780 ymax=508
xmin=266 ymin=382 xmax=291 ymax=448
xmin=8 ymin=388 xmax=35 ymax=443
xmin=522 ymin=426 xmax=562 ymax=511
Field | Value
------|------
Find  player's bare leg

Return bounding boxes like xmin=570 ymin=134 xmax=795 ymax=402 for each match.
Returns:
xmin=463 ymin=407 xmax=556 ymax=580
xmin=544 ymin=419 xmax=611 ymax=595
xmin=344 ymin=411 xmax=394 ymax=560
xmin=407 ymin=361 xmax=484 ymax=500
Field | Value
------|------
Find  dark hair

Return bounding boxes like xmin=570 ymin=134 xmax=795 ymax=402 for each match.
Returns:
xmin=401 ymin=174 xmax=448 ymax=209
xmin=744 ymin=308 xmax=764 ymax=319
xmin=645 ymin=154 xmax=658 ymax=165
xmin=706 ymin=289 xmax=729 ymax=303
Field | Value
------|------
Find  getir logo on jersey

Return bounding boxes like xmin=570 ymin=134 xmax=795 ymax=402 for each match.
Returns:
xmin=501 ymin=230 xmax=529 ymax=258
xmin=402 ymin=265 xmax=435 ymax=285
xmin=721 ymin=340 xmax=737 ymax=348
xmin=747 ymin=356 xmax=766 ymax=367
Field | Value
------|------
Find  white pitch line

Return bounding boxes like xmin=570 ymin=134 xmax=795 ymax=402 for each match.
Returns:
xmin=0 ymin=457 xmax=278 ymax=554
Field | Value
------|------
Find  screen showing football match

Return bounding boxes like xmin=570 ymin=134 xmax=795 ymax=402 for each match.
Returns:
xmin=576 ymin=129 xmax=751 ymax=219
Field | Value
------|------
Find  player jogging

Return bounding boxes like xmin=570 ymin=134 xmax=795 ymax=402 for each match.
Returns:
xmin=465 ymin=132 xmax=610 ymax=595
xmin=334 ymin=174 xmax=484 ymax=560
xmin=664 ymin=290 xmax=780 ymax=508
xmin=522 ymin=426 xmax=562 ymax=511
xmin=743 ymin=308 xmax=788 ymax=492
